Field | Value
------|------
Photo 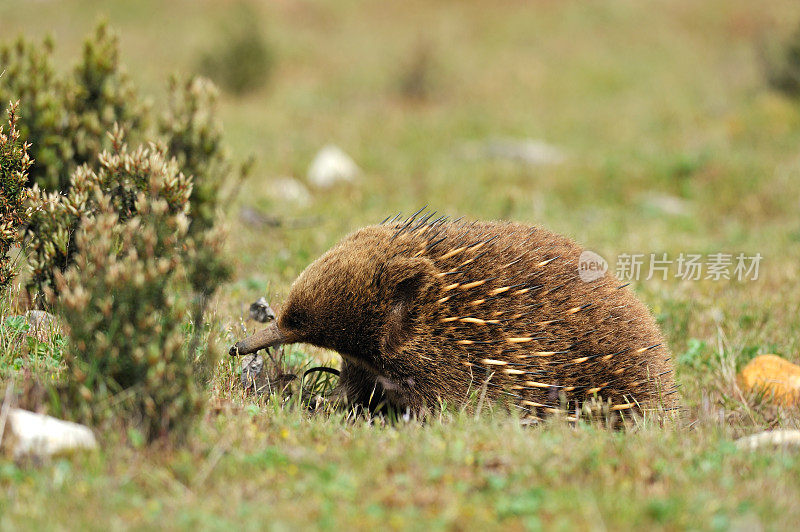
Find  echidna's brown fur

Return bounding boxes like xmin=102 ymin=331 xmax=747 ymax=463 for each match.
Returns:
xmin=232 ymin=215 xmax=677 ymax=419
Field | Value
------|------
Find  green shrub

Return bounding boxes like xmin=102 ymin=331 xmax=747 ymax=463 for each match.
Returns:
xmin=26 ymin=128 xmax=192 ymax=304
xmin=396 ymin=41 xmax=439 ymax=101
xmin=0 ymin=23 xmax=247 ymax=301
xmin=159 ymin=76 xmax=230 ymax=235
xmin=763 ymin=23 xmax=800 ymax=99
xmin=2 ymin=24 xmax=240 ymax=441
xmin=0 ymin=102 xmax=32 ymax=289
xmin=66 ymin=24 xmax=145 ymax=179
xmin=26 ymin=110 xmax=229 ymax=443
xmin=54 ymin=163 xmax=225 ymax=442
xmin=0 ymin=24 xmax=143 ymax=192
xmin=197 ymin=4 xmax=274 ymax=96
xmin=55 ymin=196 xmax=192 ymax=441
xmin=159 ymin=76 xmax=249 ymax=298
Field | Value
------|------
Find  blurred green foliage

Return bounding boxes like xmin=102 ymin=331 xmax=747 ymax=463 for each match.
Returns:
xmin=396 ymin=41 xmax=439 ymax=101
xmin=765 ymin=22 xmax=800 ymax=98
xmin=197 ymin=4 xmax=274 ymax=96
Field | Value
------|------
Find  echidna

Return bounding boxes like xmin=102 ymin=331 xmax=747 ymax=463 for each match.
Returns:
xmin=231 ymin=214 xmax=677 ymax=419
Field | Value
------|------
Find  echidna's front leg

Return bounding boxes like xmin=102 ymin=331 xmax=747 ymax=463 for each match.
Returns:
xmin=336 ymin=360 xmax=388 ymax=412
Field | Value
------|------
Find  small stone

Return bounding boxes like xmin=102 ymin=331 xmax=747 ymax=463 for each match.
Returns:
xmin=249 ymin=298 xmax=276 ymax=323
xmin=1 ymin=408 xmax=97 ymax=460
xmin=307 ymin=145 xmax=360 ymax=188
xmin=269 ymin=177 xmax=311 ymax=206
xmin=240 ymin=354 xmax=266 ymax=392
xmin=239 ymin=207 xmax=281 ymax=229
xmin=738 ymin=354 xmax=800 ymax=406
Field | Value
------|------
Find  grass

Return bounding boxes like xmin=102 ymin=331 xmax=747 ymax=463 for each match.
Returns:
xmin=0 ymin=315 xmax=64 ymax=376
xmin=1 ymin=407 xmax=799 ymax=530
xmin=3 ymin=0 xmax=800 ymax=529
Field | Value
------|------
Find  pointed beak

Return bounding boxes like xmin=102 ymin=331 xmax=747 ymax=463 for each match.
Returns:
xmin=229 ymin=321 xmax=286 ymax=356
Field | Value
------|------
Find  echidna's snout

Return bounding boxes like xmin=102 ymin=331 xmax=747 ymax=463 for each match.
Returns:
xmin=229 ymin=321 xmax=285 ymax=356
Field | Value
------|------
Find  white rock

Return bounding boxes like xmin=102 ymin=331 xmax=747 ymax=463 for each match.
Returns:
xmin=736 ymin=429 xmax=800 ymax=450
xmin=460 ymin=138 xmax=566 ymax=166
xmin=1 ymin=408 xmax=97 ymax=460
xmin=269 ymin=177 xmax=311 ymax=206
xmin=307 ymin=145 xmax=360 ymax=188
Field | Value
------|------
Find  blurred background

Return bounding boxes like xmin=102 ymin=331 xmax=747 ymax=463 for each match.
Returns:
xmin=2 ymin=0 xmax=800 ymax=399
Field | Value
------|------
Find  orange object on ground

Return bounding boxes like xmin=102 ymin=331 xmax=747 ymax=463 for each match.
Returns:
xmin=738 ymin=354 xmax=800 ymax=406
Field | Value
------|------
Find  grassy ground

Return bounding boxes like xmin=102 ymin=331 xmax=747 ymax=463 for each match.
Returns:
xmin=2 ymin=0 xmax=800 ymax=529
